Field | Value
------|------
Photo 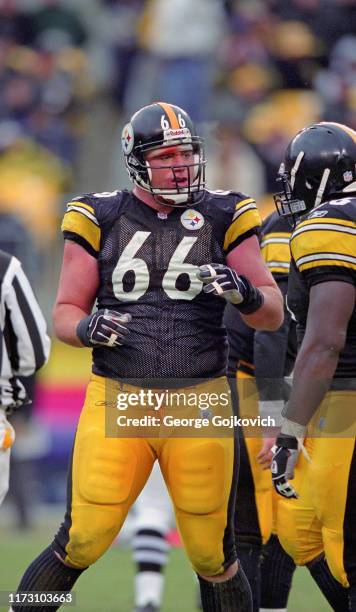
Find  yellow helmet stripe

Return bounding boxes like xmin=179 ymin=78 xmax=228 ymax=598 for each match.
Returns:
xmin=158 ymin=102 xmax=180 ymax=129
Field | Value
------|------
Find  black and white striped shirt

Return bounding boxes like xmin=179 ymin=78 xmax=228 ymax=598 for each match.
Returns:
xmin=0 ymin=250 xmax=50 ymax=408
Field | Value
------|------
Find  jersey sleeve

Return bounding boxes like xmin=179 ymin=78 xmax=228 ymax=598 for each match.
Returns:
xmin=260 ymin=223 xmax=291 ymax=277
xmin=223 ymin=197 xmax=262 ymax=254
xmin=290 ymin=215 xmax=356 ymax=287
xmin=61 ymin=197 xmax=101 ymax=258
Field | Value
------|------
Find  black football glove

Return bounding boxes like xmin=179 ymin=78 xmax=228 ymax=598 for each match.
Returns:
xmin=76 ymin=309 xmax=131 ymax=348
xmin=271 ymin=434 xmax=300 ymax=499
xmin=196 ymin=263 xmax=264 ymax=314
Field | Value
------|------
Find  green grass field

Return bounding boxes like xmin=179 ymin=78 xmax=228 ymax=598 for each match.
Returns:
xmin=0 ymin=526 xmax=330 ymax=611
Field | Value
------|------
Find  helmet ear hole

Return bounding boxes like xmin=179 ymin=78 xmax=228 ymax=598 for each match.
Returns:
xmin=304 ymin=176 xmax=319 ymax=190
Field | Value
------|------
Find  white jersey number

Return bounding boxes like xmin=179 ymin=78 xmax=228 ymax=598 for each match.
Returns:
xmin=112 ymin=232 xmax=202 ymax=301
xmin=328 ymin=198 xmax=352 ymax=206
xmin=162 ymin=236 xmax=202 ymax=300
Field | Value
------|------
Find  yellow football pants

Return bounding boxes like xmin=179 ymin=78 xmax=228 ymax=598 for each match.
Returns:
xmin=55 ymin=374 xmax=237 ymax=577
xmin=235 ymin=372 xmax=273 ymax=546
xmin=277 ymin=390 xmax=356 ymax=587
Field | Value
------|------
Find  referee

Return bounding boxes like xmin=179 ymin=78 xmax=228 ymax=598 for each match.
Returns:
xmin=0 ymin=249 xmax=50 ymax=505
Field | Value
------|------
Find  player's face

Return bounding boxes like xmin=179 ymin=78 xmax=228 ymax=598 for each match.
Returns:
xmin=145 ymin=144 xmax=196 ymax=190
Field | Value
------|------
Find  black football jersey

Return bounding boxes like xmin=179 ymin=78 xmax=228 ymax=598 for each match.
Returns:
xmin=225 ymin=211 xmax=295 ymax=377
xmin=288 ymin=195 xmax=356 ymax=377
xmin=61 ymin=188 xmax=261 ymax=381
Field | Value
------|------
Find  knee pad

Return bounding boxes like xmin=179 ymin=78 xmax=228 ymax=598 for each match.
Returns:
xmin=168 ymin=442 xmax=229 ymax=515
xmin=77 ymin=432 xmax=138 ymax=505
xmin=57 ymin=503 xmax=126 ymax=568
xmin=63 ymin=525 xmax=116 ymax=568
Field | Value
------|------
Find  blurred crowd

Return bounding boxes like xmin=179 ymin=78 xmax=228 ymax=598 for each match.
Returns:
xmin=101 ymin=0 xmax=356 ymax=204
xmin=0 ymin=0 xmax=355 ymax=260
xmin=0 ymin=0 xmax=355 ymax=246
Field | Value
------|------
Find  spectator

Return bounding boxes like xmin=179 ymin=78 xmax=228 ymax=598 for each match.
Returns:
xmin=27 ymin=0 xmax=88 ymax=52
xmin=126 ymin=0 xmax=226 ymax=121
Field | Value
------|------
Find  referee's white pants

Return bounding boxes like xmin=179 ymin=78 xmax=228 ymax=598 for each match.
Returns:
xmin=133 ymin=461 xmax=174 ymax=534
xmin=0 ymin=448 xmax=11 ymax=506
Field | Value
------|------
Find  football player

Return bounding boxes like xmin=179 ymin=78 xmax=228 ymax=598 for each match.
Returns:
xmin=271 ymin=122 xmax=356 ymax=610
xmin=224 ymin=210 xmax=297 ymax=612
xmin=11 ymin=102 xmax=283 ymax=612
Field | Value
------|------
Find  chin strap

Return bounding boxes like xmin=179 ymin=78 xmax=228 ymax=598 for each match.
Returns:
xmin=290 ymin=151 xmax=305 ymax=189
xmin=314 ymin=168 xmax=331 ymax=206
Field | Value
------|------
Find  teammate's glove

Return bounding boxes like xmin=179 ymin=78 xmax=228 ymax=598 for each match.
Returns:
xmin=271 ymin=434 xmax=300 ymax=498
xmin=0 ymin=409 xmax=15 ymax=451
xmin=76 ymin=309 xmax=132 ymax=348
xmin=196 ymin=263 xmax=264 ymax=314
xmin=271 ymin=415 xmax=309 ymax=499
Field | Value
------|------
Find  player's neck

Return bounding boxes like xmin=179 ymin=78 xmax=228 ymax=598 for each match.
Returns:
xmin=133 ymin=185 xmax=175 ymax=214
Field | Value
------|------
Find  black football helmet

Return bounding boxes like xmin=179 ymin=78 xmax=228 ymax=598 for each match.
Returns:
xmin=274 ymin=122 xmax=356 ymax=223
xmin=121 ymin=101 xmax=206 ymax=206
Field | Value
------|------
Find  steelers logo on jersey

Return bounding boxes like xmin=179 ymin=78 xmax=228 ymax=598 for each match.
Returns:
xmin=181 ymin=209 xmax=205 ymax=230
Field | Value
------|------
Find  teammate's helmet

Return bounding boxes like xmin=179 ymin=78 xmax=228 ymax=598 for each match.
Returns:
xmin=121 ymin=102 xmax=206 ymax=206
xmin=274 ymin=122 xmax=356 ymax=221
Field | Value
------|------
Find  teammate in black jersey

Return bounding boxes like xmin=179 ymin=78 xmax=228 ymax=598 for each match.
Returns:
xmin=11 ymin=102 xmax=283 ymax=612
xmin=225 ymin=211 xmax=297 ymax=612
xmin=272 ymin=122 xmax=356 ymax=610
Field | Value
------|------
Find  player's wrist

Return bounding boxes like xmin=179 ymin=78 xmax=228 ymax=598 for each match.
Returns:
xmin=258 ymin=399 xmax=284 ymax=429
xmin=275 ymin=433 xmax=299 ymax=449
xmin=280 ymin=416 xmax=306 ymax=440
xmin=233 ymin=275 xmax=264 ymax=314
xmin=76 ymin=315 xmax=93 ymax=347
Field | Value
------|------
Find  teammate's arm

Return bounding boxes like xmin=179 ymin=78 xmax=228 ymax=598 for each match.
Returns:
xmin=226 ymin=235 xmax=283 ymax=331
xmin=53 ymin=241 xmax=99 ymax=347
xmin=254 ymin=278 xmax=291 ymax=396
xmin=254 ymin=277 xmax=292 ymax=468
xmin=282 ymin=280 xmax=355 ymax=428
xmin=272 ymin=280 xmax=354 ymax=498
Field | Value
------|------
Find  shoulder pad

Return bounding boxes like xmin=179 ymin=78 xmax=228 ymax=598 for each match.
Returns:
xmin=291 ymin=198 xmax=356 ymax=274
xmin=202 ymin=190 xmax=261 ymax=253
xmin=69 ymin=189 xmax=122 ymax=207
xmin=307 ymin=196 xmax=356 ymax=223
xmin=68 ymin=190 xmax=124 ymax=225
xmin=204 ymin=188 xmax=252 ymax=203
